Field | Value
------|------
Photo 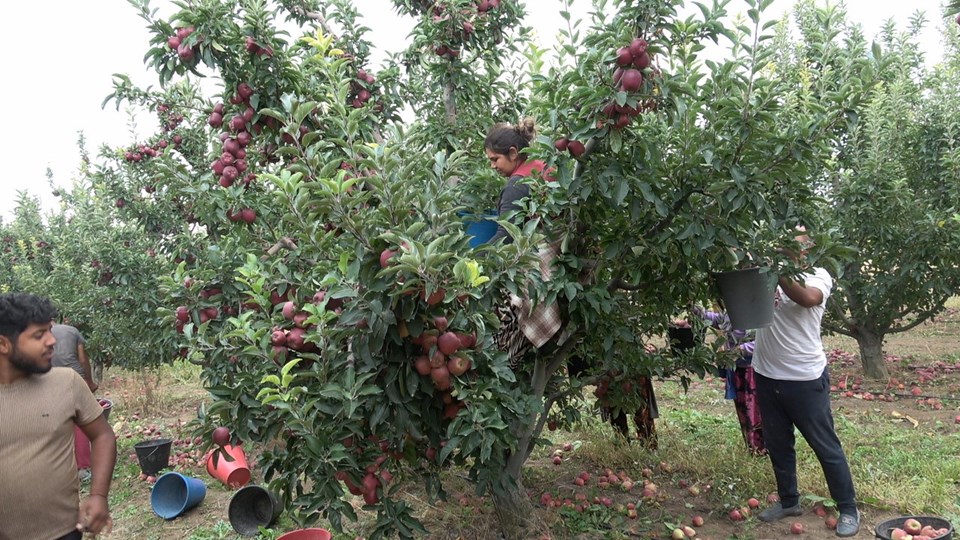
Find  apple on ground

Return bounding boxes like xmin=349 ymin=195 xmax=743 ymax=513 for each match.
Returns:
xmin=692 ymin=515 xmax=704 ymax=527
xmin=790 ymin=522 xmax=803 ymax=535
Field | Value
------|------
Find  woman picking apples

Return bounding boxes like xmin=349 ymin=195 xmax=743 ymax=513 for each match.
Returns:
xmin=482 ymin=118 xmax=562 ymax=367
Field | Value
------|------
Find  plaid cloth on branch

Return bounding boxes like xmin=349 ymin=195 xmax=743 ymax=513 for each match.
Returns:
xmin=509 ymin=240 xmax=562 ymax=348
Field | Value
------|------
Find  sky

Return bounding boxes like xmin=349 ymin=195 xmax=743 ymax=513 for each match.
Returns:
xmin=0 ymin=0 xmax=948 ymax=222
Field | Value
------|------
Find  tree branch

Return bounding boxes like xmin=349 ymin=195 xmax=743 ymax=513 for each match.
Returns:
xmin=289 ymin=4 xmax=338 ymax=38
xmin=442 ymin=76 xmax=457 ymax=125
xmin=643 ymin=188 xmax=698 ymax=239
xmin=888 ymin=296 xmax=951 ymax=334
xmin=607 ymin=277 xmax=644 ymax=293
xmin=262 ymin=237 xmax=299 ymax=258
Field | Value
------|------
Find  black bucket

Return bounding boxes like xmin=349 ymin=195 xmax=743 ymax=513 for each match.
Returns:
xmin=228 ymin=485 xmax=282 ymax=536
xmin=667 ymin=326 xmax=699 ymax=355
xmin=134 ymin=438 xmax=172 ymax=476
xmin=874 ymin=516 xmax=953 ymax=540
xmin=713 ymin=267 xmax=777 ymax=331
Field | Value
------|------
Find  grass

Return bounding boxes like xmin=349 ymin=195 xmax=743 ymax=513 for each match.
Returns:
xmin=93 ymin=309 xmax=960 ymax=539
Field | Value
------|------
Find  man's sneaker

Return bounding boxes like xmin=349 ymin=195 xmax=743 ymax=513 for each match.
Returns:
xmin=757 ymin=502 xmax=802 ymax=522
xmin=836 ymin=511 xmax=860 ymax=537
xmin=78 ymin=468 xmax=92 ymax=483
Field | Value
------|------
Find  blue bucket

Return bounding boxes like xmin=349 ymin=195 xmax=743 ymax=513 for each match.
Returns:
xmin=462 ymin=213 xmax=498 ymax=247
xmin=151 ymin=472 xmax=207 ymax=519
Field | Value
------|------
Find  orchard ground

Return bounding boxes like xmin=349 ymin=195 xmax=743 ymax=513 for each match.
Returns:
xmin=91 ymin=300 xmax=960 ymax=540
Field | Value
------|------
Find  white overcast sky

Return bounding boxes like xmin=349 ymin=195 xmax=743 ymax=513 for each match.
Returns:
xmin=0 ymin=0 xmax=948 ymax=222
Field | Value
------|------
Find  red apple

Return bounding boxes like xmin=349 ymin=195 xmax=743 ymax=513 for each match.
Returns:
xmin=825 ymin=516 xmax=838 ymax=530
xmin=212 ymin=427 xmax=230 ymax=446
xmin=619 ymin=69 xmax=643 ymax=92
xmin=281 ymin=301 xmax=297 ymax=320
xmin=270 ymin=329 xmax=287 ymax=346
xmin=437 ymin=332 xmax=461 ymax=355
xmin=456 ymin=332 xmax=477 ymax=348
xmin=629 ymin=37 xmax=648 ymax=57
xmin=632 ymin=51 xmax=651 ymax=69
xmin=904 ymin=518 xmax=922 ymax=535
xmin=747 ymin=497 xmax=760 ymax=509
xmin=567 ymin=140 xmax=586 ymax=158
xmin=286 ymin=327 xmax=307 ymax=350
xmin=431 ymin=365 xmax=451 ymax=390
xmin=790 ymin=522 xmax=803 ymax=535
xmin=692 ymin=515 xmax=704 ymax=527
xmin=240 ymin=208 xmax=256 ymax=224
xmin=429 ymin=349 xmax=446 ymax=368
xmin=379 ymin=249 xmax=396 ymax=268
xmin=728 ymin=509 xmax=743 ymax=521
xmin=447 ymin=356 xmax=471 ymax=376
xmin=413 ymin=356 xmax=432 ymax=376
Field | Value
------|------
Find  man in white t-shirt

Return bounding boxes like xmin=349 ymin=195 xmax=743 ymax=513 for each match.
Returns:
xmin=752 ymin=231 xmax=859 ymax=538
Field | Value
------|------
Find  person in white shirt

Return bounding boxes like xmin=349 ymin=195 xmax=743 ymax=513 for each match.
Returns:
xmin=752 ymin=230 xmax=859 ymax=537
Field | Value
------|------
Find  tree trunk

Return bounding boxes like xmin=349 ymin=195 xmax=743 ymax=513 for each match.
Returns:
xmin=491 ymin=476 xmax=536 ymax=540
xmin=854 ymin=328 xmax=889 ymax=379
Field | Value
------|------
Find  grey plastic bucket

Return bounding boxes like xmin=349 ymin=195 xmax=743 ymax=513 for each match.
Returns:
xmin=713 ymin=267 xmax=777 ymax=330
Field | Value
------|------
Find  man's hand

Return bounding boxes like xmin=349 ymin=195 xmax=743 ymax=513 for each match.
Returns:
xmin=77 ymin=494 xmax=112 ymax=537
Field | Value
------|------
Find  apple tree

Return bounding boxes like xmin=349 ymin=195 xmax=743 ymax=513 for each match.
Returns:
xmin=88 ymin=0 xmax=874 ymax=538
xmin=0 ymin=152 xmax=170 ymax=376
xmin=786 ymin=2 xmax=960 ymax=378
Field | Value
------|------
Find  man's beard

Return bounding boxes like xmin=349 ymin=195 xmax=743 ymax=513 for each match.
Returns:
xmin=8 ymin=345 xmax=52 ymax=375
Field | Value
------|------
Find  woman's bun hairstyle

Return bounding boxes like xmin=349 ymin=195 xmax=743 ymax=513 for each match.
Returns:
xmin=485 ymin=117 xmax=536 ymax=155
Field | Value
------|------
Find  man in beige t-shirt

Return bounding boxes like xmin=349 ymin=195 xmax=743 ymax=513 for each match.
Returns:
xmin=0 ymin=293 xmax=117 ymax=540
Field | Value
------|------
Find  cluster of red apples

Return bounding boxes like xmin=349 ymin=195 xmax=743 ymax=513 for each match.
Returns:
xmin=380 ymin=247 xmax=477 ymax=419
xmin=554 ymin=36 xmax=658 ymax=157
xmin=889 ymin=518 xmax=950 ymax=540
xmin=349 ymin=69 xmax=381 ymax=110
xmin=336 ymin=437 xmax=397 ymax=505
xmin=430 ymin=0 xmax=500 ymax=59
xmin=267 ymin=287 xmax=350 ymax=364
xmin=166 ymin=26 xmax=200 ymax=64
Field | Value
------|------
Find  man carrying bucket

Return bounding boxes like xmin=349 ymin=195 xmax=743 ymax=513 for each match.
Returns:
xmin=0 ymin=293 xmax=117 ymax=540
xmin=52 ymin=319 xmax=98 ymax=483
xmin=751 ymin=230 xmax=860 ymax=537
